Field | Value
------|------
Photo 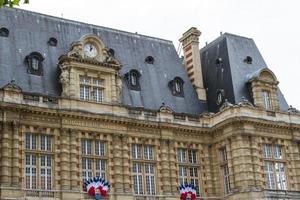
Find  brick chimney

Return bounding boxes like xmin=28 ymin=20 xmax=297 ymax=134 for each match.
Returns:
xmin=179 ymin=27 xmax=207 ymax=101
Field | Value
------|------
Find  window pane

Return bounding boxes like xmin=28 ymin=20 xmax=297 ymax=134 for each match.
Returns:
xmin=262 ymin=91 xmax=272 ymax=110
xmin=263 ymin=144 xmax=272 ymax=158
xmin=25 ymin=154 xmax=37 ymax=189
xmin=95 ymin=141 xmax=105 ymax=156
xmin=220 ymin=148 xmax=227 ymax=161
xmin=81 ymin=139 xmax=92 ymax=155
xmin=275 ymin=162 xmax=286 ymax=190
xmin=132 ymin=144 xmax=141 ymax=159
xmin=274 ymin=145 xmax=283 ymax=159
xmin=188 ymin=150 xmax=197 ymax=163
xmin=264 ymin=161 xmax=275 ymax=189
xmin=144 ymin=145 xmax=153 ymax=160
xmin=178 ymin=149 xmax=186 ymax=163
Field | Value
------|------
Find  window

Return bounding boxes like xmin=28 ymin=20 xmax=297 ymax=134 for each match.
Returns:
xmin=25 ymin=52 xmax=44 ymax=76
xmin=131 ymin=144 xmax=156 ymax=195
xmin=25 ymin=133 xmax=53 ymax=190
xmin=47 ymin=37 xmax=58 ymax=46
xmin=219 ymin=147 xmax=231 ymax=194
xmin=125 ymin=70 xmax=141 ymax=91
xmin=177 ymin=148 xmax=200 ymax=196
xmin=81 ymin=139 xmax=107 ymax=182
xmin=79 ymin=75 xmax=104 ymax=102
xmin=262 ymin=144 xmax=287 ymax=190
xmin=145 ymin=56 xmax=154 ymax=64
xmin=169 ymin=77 xmax=184 ymax=97
xmin=0 ymin=27 xmax=9 ymax=37
xmin=262 ymin=91 xmax=272 ymax=110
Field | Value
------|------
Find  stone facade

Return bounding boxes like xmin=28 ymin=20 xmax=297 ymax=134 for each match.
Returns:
xmin=0 ymin=85 xmax=300 ymax=200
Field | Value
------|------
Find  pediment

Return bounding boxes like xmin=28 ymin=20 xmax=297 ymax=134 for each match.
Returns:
xmin=2 ymin=80 xmax=22 ymax=92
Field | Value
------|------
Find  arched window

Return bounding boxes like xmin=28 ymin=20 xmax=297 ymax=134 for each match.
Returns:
xmin=0 ymin=27 xmax=9 ymax=37
xmin=48 ymin=37 xmax=58 ymax=46
xmin=169 ymin=77 xmax=184 ymax=97
xmin=125 ymin=69 xmax=141 ymax=90
xmin=25 ymin=52 xmax=44 ymax=76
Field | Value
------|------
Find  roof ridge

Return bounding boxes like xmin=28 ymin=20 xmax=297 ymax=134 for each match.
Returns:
xmin=200 ymin=32 xmax=253 ymax=52
xmin=3 ymin=7 xmax=173 ymax=44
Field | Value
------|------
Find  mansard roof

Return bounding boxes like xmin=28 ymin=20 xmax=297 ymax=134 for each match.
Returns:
xmin=200 ymin=33 xmax=289 ymax=112
xmin=0 ymin=7 xmax=206 ymax=115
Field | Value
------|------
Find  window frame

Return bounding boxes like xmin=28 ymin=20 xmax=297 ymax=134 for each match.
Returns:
xmin=79 ymin=75 xmax=105 ymax=102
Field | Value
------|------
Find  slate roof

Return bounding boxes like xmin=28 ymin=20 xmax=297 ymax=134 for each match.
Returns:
xmin=0 ymin=7 xmax=205 ymax=115
xmin=200 ymin=33 xmax=289 ymax=112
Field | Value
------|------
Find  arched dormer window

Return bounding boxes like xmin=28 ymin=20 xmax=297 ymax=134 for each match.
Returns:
xmin=168 ymin=77 xmax=184 ymax=97
xmin=0 ymin=27 xmax=9 ymax=37
xmin=125 ymin=69 xmax=141 ymax=91
xmin=25 ymin=52 xmax=44 ymax=76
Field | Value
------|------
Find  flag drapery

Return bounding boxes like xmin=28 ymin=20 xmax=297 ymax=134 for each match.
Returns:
xmin=179 ymin=183 xmax=197 ymax=200
xmin=83 ymin=177 xmax=110 ymax=197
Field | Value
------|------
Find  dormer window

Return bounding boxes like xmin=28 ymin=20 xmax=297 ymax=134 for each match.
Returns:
xmin=125 ymin=69 xmax=141 ymax=91
xmin=169 ymin=77 xmax=184 ymax=97
xmin=25 ymin=52 xmax=44 ymax=76
xmin=0 ymin=27 xmax=9 ymax=37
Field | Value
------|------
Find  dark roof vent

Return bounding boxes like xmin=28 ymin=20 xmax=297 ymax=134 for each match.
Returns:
xmin=244 ymin=56 xmax=252 ymax=64
xmin=145 ymin=56 xmax=154 ymax=64
xmin=48 ymin=37 xmax=58 ymax=46
xmin=0 ymin=27 xmax=9 ymax=37
xmin=216 ymin=58 xmax=223 ymax=65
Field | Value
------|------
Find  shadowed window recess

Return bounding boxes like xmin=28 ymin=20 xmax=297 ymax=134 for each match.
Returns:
xmin=25 ymin=52 xmax=44 ymax=76
xmin=0 ymin=27 xmax=9 ymax=37
xmin=47 ymin=37 xmax=58 ymax=46
xmin=145 ymin=56 xmax=154 ymax=64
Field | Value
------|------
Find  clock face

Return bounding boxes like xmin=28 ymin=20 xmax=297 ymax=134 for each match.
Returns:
xmin=84 ymin=43 xmax=98 ymax=58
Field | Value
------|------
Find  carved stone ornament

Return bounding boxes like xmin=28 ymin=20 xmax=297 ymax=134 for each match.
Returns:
xmin=220 ymin=99 xmax=233 ymax=111
xmin=59 ymin=65 xmax=70 ymax=97
xmin=238 ymin=96 xmax=254 ymax=107
xmin=288 ymin=105 xmax=300 ymax=114
xmin=67 ymin=41 xmax=84 ymax=59
xmin=159 ymin=102 xmax=173 ymax=113
xmin=2 ymin=80 xmax=22 ymax=92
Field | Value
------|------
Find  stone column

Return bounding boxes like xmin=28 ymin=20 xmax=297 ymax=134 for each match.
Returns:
xmin=69 ymin=67 xmax=77 ymax=98
xmin=230 ymin=135 xmax=254 ymax=191
xmin=1 ymin=122 xmax=11 ymax=186
xmin=60 ymin=129 xmax=70 ymax=190
xmin=70 ymin=129 xmax=79 ymax=190
xmin=113 ymin=134 xmax=123 ymax=192
xmin=160 ymin=139 xmax=171 ymax=194
xmin=122 ymin=136 xmax=130 ymax=193
xmin=11 ymin=121 xmax=20 ymax=187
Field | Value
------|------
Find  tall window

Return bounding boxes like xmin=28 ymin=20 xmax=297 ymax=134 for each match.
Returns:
xmin=177 ymin=148 xmax=200 ymax=196
xmin=25 ymin=133 xmax=53 ymax=190
xmin=219 ymin=147 xmax=231 ymax=195
xmin=262 ymin=144 xmax=287 ymax=190
xmin=262 ymin=91 xmax=272 ymax=110
xmin=79 ymin=75 xmax=104 ymax=102
xmin=81 ymin=139 xmax=107 ymax=181
xmin=132 ymin=144 xmax=156 ymax=195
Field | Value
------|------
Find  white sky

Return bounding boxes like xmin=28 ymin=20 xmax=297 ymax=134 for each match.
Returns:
xmin=19 ymin=0 xmax=300 ymax=109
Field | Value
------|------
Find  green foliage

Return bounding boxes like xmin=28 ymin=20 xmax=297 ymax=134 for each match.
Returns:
xmin=0 ymin=0 xmax=29 ymax=8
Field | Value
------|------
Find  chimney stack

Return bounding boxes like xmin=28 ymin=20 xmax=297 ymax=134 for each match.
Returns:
xmin=179 ymin=27 xmax=207 ymax=101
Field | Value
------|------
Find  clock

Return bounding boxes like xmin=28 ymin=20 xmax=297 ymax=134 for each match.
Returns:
xmin=84 ymin=43 xmax=98 ymax=58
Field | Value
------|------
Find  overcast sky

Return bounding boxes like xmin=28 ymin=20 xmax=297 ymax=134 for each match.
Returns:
xmin=19 ymin=0 xmax=300 ymax=109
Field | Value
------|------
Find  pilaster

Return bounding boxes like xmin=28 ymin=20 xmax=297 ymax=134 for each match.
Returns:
xmin=113 ymin=134 xmax=123 ymax=192
xmin=1 ymin=121 xmax=12 ymax=187
xmin=11 ymin=120 xmax=20 ymax=187
xmin=70 ymin=129 xmax=79 ymax=190
xmin=60 ymin=129 xmax=71 ymax=190
xmin=160 ymin=139 xmax=171 ymax=194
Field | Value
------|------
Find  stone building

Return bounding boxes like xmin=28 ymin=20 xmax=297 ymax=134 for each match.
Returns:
xmin=0 ymin=7 xmax=300 ymax=200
